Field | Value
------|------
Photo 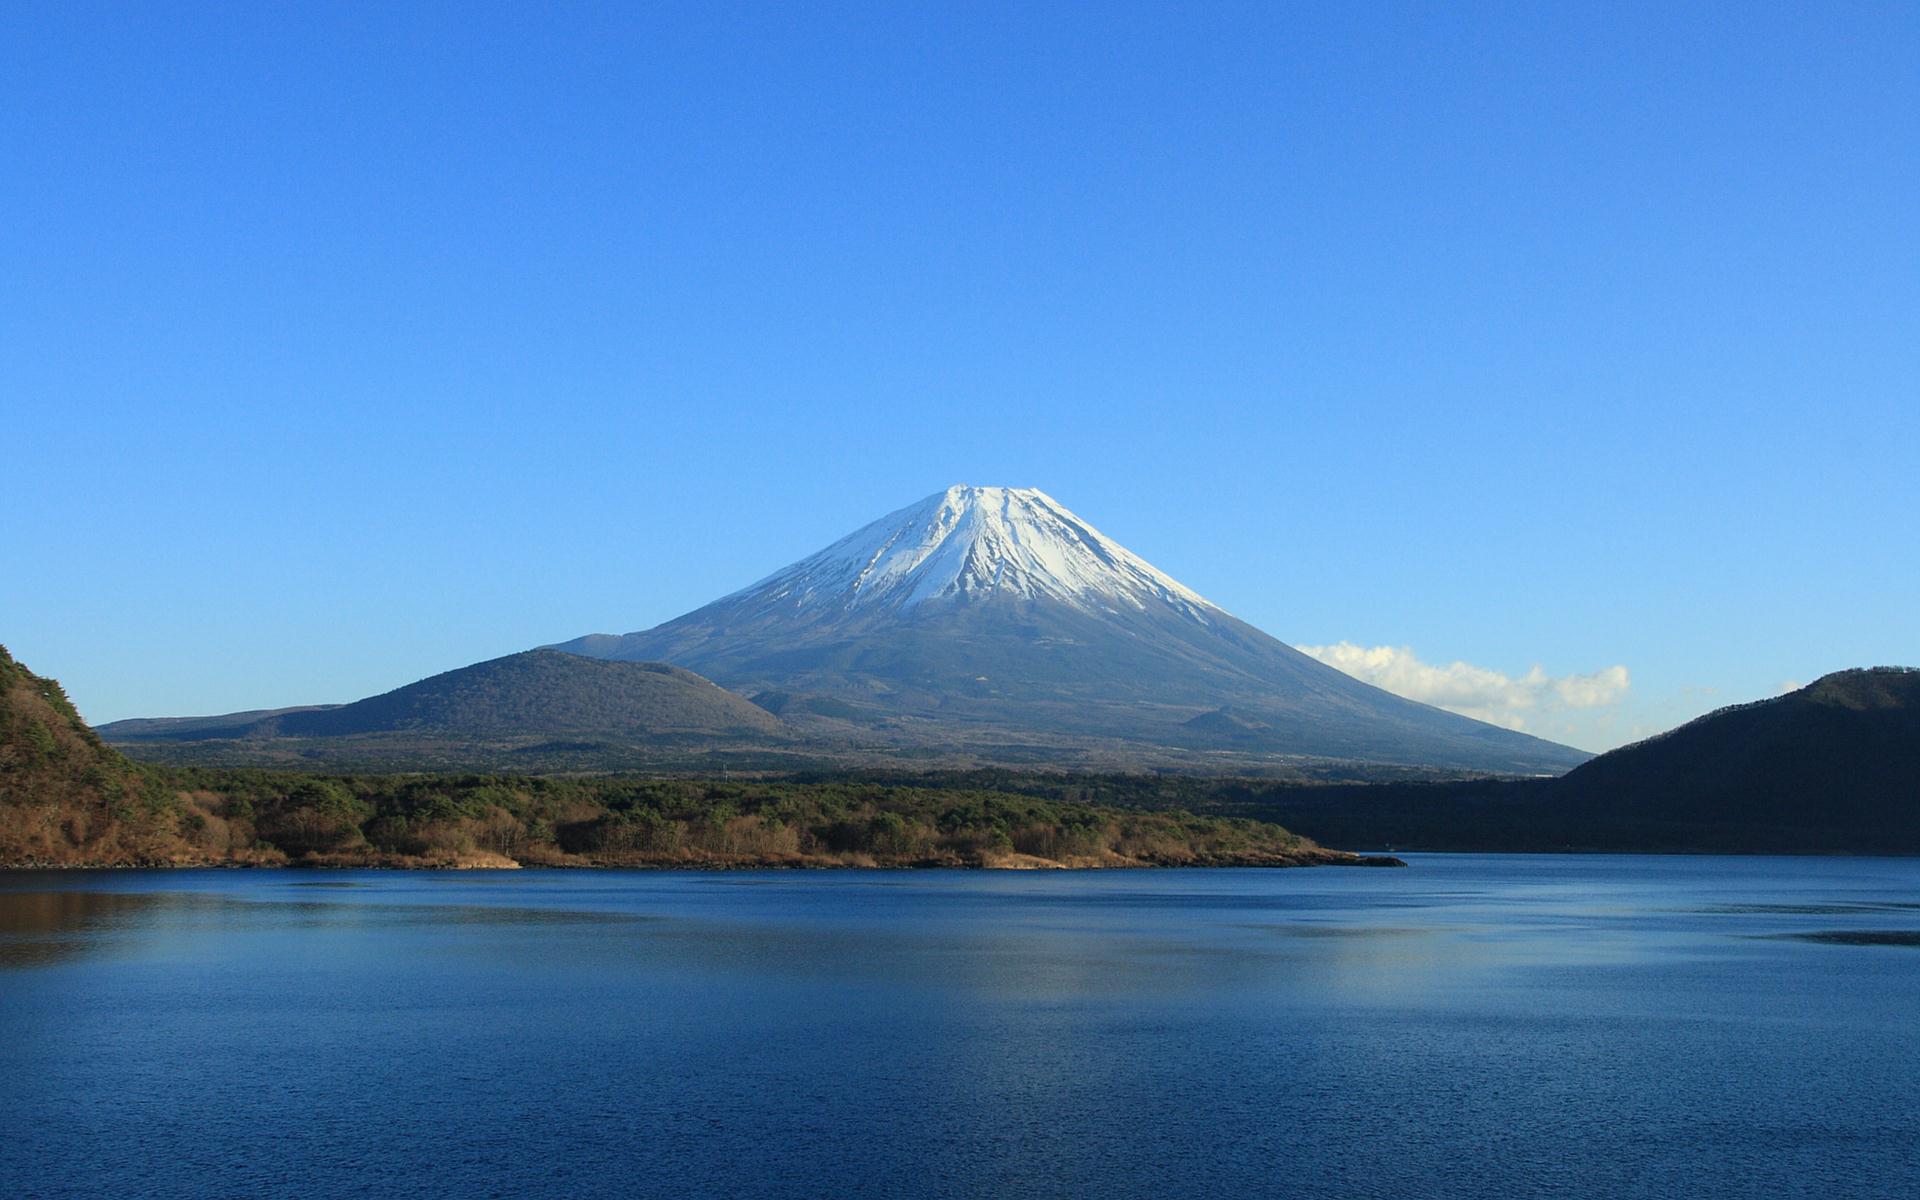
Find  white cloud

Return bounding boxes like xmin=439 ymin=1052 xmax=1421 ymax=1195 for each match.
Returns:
xmin=1297 ymin=642 xmax=1630 ymax=732
xmin=1776 ymin=680 xmax=1804 ymax=695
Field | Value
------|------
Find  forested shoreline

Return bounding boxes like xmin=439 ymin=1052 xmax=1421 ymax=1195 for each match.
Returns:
xmin=3 ymin=766 xmax=1385 ymax=870
xmin=5 ymin=648 xmax=1385 ymax=869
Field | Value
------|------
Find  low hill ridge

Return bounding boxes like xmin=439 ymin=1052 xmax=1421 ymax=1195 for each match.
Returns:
xmin=104 ymin=650 xmax=787 ymax=742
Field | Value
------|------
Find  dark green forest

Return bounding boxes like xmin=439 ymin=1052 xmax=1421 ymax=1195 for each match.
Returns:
xmin=87 ymin=768 xmax=1369 ymax=868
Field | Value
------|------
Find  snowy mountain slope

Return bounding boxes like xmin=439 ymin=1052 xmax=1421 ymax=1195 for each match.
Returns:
xmin=556 ymin=485 xmax=1589 ymax=773
xmin=730 ymin=486 xmax=1215 ymax=619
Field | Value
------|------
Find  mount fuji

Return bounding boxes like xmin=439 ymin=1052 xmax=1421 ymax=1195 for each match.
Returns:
xmin=557 ymin=486 xmax=1587 ymax=773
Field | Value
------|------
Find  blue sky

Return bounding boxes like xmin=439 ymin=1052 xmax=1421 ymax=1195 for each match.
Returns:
xmin=5 ymin=2 xmax=1915 ymax=750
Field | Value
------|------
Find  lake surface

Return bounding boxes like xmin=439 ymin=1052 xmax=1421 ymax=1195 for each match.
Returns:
xmin=3 ymin=856 xmax=1917 ymax=1199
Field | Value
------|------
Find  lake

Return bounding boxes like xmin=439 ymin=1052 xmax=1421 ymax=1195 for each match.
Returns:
xmin=3 ymin=856 xmax=1917 ymax=1198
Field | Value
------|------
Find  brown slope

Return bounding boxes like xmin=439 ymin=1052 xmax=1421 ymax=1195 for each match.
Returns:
xmin=0 ymin=644 xmax=173 ymax=862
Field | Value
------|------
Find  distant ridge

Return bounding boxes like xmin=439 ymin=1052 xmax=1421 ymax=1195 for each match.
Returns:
xmin=99 ymin=704 xmax=340 ymax=741
xmin=558 ymin=484 xmax=1589 ymax=774
xmin=102 ymin=650 xmax=786 ymax=743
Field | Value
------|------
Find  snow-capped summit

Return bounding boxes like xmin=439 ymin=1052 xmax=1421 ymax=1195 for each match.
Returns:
xmin=555 ymin=485 xmax=1589 ymax=774
xmin=733 ymin=485 xmax=1214 ymax=620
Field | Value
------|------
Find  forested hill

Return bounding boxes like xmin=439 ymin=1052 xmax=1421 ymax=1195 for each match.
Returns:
xmin=1182 ymin=668 xmax=1920 ymax=853
xmin=0 ymin=644 xmax=165 ymax=862
xmin=1549 ymin=668 xmax=1920 ymax=832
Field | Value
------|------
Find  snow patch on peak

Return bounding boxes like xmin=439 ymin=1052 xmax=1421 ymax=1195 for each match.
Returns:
xmin=731 ymin=485 xmax=1219 ymax=620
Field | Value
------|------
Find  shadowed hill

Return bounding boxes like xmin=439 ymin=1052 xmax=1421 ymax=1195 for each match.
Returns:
xmin=1548 ymin=668 xmax=1920 ymax=834
xmin=1197 ymin=669 xmax=1920 ymax=853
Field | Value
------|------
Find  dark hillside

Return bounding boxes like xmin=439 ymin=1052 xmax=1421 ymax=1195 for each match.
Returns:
xmin=1550 ymin=669 xmax=1920 ymax=837
xmin=1185 ymin=670 xmax=1920 ymax=852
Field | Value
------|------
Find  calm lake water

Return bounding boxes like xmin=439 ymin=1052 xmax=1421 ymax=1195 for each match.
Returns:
xmin=3 ymin=856 xmax=1917 ymax=1199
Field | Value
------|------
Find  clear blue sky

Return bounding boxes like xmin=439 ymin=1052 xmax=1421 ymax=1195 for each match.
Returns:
xmin=5 ymin=2 xmax=1916 ymax=750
